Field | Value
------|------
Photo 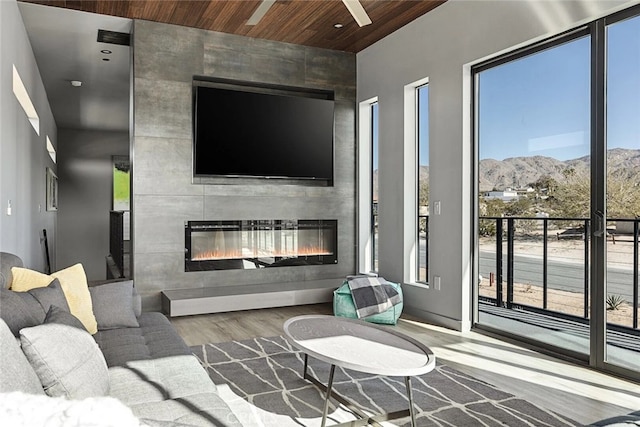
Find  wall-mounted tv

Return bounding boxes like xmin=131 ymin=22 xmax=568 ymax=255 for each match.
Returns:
xmin=193 ymin=80 xmax=335 ymax=183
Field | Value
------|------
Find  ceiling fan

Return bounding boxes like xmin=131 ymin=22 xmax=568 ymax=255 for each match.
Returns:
xmin=247 ymin=0 xmax=372 ymax=27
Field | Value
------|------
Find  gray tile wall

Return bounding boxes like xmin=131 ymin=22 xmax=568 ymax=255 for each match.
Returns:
xmin=132 ymin=20 xmax=357 ymax=310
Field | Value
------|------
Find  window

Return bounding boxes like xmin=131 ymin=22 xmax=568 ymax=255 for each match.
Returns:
xmin=46 ymin=136 xmax=56 ymax=163
xmin=473 ymin=3 xmax=640 ymax=379
xmin=12 ymin=64 xmax=40 ymax=135
xmin=358 ymin=97 xmax=379 ymax=274
xmin=112 ymin=156 xmax=131 ymax=241
xmin=371 ymin=102 xmax=379 ymax=272
xmin=417 ymin=84 xmax=429 ymax=283
xmin=475 ymin=33 xmax=591 ymax=355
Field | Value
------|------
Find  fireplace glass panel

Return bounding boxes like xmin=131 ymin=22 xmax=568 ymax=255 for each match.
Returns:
xmin=185 ymin=220 xmax=337 ymax=271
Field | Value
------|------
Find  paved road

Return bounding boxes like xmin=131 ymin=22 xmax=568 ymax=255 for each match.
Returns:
xmin=418 ymin=238 xmax=635 ymax=300
xmin=479 ymin=251 xmax=636 ymax=301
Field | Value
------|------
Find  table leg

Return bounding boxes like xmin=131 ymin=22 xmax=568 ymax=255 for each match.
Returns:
xmin=405 ymin=376 xmax=416 ymax=426
xmin=321 ymin=364 xmax=336 ymax=427
xmin=303 ymin=353 xmax=308 ymax=377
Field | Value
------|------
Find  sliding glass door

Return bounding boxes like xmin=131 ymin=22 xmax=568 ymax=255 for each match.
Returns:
xmin=603 ymin=10 xmax=640 ymax=374
xmin=474 ymin=5 xmax=640 ymax=379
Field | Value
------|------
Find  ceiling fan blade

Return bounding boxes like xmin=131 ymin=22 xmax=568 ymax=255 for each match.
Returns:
xmin=341 ymin=0 xmax=372 ymax=27
xmin=247 ymin=0 xmax=277 ymax=26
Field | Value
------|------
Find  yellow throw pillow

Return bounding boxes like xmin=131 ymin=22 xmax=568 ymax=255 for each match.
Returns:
xmin=10 ymin=264 xmax=98 ymax=334
xmin=9 ymin=267 xmax=51 ymax=291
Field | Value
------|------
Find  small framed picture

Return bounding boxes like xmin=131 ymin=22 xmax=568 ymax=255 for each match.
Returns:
xmin=46 ymin=168 xmax=58 ymax=211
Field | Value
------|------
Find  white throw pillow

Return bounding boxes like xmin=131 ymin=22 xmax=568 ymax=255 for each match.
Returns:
xmin=19 ymin=323 xmax=109 ymax=399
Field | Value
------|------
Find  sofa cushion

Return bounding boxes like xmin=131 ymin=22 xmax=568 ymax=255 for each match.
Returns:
xmin=20 ymin=322 xmax=109 ymax=399
xmin=109 ymin=355 xmax=240 ymax=426
xmin=89 ymin=280 xmax=139 ymax=330
xmin=0 ymin=278 xmax=70 ymax=336
xmin=0 ymin=320 xmax=44 ymax=395
xmin=128 ymin=391 xmax=241 ymax=426
xmin=44 ymin=304 xmax=86 ymax=330
xmin=94 ymin=312 xmax=191 ymax=367
xmin=0 ymin=252 xmax=23 ymax=289
xmin=132 ymin=291 xmax=142 ymax=317
xmin=11 ymin=264 xmax=98 ymax=334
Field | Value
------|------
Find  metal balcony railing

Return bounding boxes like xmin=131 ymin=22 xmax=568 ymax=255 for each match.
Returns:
xmin=370 ymin=213 xmax=429 ymax=282
xmin=418 ymin=214 xmax=429 ymax=283
xmin=109 ymin=210 xmax=126 ymax=278
xmin=479 ymin=216 xmax=640 ymax=332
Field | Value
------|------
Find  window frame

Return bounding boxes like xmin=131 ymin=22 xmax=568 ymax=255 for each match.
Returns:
xmin=416 ymin=83 xmax=429 ymax=284
xmin=357 ymin=97 xmax=379 ymax=274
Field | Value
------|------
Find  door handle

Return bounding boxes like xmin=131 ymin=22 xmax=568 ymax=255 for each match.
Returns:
xmin=594 ymin=210 xmax=605 ymax=237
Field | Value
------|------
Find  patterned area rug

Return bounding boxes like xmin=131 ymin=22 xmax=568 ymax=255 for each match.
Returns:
xmin=191 ymin=336 xmax=579 ymax=427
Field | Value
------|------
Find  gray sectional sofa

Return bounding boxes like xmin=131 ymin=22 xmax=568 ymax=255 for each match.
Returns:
xmin=0 ymin=252 xmax=241 ymax=426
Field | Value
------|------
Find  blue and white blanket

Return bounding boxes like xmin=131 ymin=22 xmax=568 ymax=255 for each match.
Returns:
xmin=347 ymin=275 xmax=401 ymax=319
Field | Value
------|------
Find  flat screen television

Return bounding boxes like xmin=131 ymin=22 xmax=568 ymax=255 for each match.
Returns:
xmin=193 ymin=82 xmax=335 ymax=183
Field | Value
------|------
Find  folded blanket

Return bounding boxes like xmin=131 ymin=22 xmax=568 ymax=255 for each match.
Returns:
xmin=347 ymin=276 xmax=401 ymax=319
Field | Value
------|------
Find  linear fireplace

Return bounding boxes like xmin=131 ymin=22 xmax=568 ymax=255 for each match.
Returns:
xmin=185 ymin=220 xmax=337 ymax=271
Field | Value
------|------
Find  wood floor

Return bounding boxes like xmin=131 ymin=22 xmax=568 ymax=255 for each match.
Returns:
xmin=171 ymin=303 xmax=640 ymax=426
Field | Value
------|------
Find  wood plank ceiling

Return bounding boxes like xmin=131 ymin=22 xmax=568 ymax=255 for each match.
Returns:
xmin=19 ymin=0 xmax=446 ymax=52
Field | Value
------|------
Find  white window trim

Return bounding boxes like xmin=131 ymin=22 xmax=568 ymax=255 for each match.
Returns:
xmin=403 ymin=77 xmax=429 ymax=286
xmin=357 ymin=97 xmax=378 ymax=274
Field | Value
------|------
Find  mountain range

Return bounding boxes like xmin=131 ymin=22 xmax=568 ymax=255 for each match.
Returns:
xmin=479 ymin=148 xmax=640 ymax=192
xmin=373 ymin=148 xmax=640 ymax=197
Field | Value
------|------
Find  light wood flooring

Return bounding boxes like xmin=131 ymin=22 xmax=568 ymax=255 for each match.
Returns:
xmin=171 ymin=303 xmax=640 ymax=425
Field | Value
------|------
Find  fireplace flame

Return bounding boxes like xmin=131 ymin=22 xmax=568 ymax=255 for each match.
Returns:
xmin=192 ymin=246 xmax=333 ymax=261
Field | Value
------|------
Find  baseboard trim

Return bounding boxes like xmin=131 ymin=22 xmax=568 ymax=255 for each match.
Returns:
xmin=403 ymin=306 xmax=471 ymax=332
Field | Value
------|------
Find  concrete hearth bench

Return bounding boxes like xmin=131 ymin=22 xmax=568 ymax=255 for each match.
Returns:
xmin=161 ymin=281 xmax=337 ymax=317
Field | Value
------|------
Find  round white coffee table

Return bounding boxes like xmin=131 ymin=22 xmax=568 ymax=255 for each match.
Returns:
xmin=283 ymin=315 xmax=435 ymax=427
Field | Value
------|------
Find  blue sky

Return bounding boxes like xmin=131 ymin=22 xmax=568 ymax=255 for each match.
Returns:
xmin=418 ymin=85 xmax=429 ymax=166
xmin=478 ymin=14 xmax=639 ymax=161
xmin=372 ymin=103 xmax=379 ymax=171
xmin=375 ymin=15 xmax=639 ymax=167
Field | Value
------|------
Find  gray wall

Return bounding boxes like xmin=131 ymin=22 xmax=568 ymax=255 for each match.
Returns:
xmin=357 ymin=0 xmax=637 ymax=330
xmin=56 ymin=128 xmax=129 ymax=279
xmin=132 ymin=20 xmax=357 ymax=310
xmin=0 ymin=0 xmax=57 ymax=271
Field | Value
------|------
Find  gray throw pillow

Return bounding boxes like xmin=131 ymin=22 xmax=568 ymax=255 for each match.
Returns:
xmin=0 ymin=278 xmax=70 ymax=336
xmin=20 ymin=322 xmax=110 ymax=399
xmin=0 ymin=319 xmax=44 ymax=395
xmin=27 ymin=278 xmax=70 ymax=313
xmin=89 ymin=280 xmax=139 ymax=330
xmin=44 ymin=304 xmax=86 ymax=330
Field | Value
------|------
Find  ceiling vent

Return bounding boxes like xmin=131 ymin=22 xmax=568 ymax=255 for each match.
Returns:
xmin=97 ymin=29 xmax=130 ymax=46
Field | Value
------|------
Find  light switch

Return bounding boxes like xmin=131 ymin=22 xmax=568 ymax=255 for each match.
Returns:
xmin=434 ymin=201 xmax=441 ymax=215
xmin=6 ymin=200 xmax=12 ymax=216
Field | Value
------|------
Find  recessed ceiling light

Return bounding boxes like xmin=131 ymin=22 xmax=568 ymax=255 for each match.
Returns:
xmin=100 ymin=49 xmax=112 ymax=54
xmin=334 ymin=23 xmax=344 ymax=29
xmin=102 ymin=58 xmax=110 ymax=62
xmin=70 ymin=80 xmax=82 ymax=87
